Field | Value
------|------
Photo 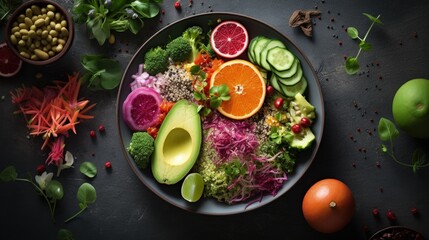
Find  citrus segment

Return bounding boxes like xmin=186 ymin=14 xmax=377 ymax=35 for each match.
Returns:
xmin=210 ymin=59 xmax=266 ymax=120
xmin=181 ymin=173 xmax=204 ymax=202
xmin=210 ymin=21 xmax=249 ymax=58
xmin=0 ymin=42 xmax=22 ymax=77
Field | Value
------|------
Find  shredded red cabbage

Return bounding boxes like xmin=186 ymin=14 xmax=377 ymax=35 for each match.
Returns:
xmin=204 ymin=113 xmax=259 ymax=165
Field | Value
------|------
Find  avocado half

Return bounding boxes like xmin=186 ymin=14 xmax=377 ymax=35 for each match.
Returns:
xmin=151 ymin=99 xmax=202 ymax=185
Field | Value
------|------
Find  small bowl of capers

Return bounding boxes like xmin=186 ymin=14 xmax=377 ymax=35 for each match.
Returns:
xmin=5 ymin=0 xmax=74 ymax=65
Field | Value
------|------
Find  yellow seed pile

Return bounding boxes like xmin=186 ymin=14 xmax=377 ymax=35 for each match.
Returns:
xmin=9 ymin=4 xmax=69 ymax=61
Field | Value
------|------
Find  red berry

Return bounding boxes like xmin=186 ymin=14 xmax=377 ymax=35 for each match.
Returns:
xmin=387 ymin=210 xmax=397 ymax=221
xmin=291 ymin=124 xmax=302 ymax=134
xmin=266 ymin=85 xmax=274 ymax=96
xmin=36 ymin=164 xmax=46 ymax=175
xmin=105 ymin=161 xmax=112 ymax=169
xmin=174 ymin=1 xmax=181 ymax=9
xmin=90 ymin=130 xmax=96 ymax=138
xmin=372 ymin=208 xmax=380 ymax=216
xmin=98 ymin=124 xmax=105 ymax=132
xmin=300 ymin=117 xmax=311 ymax=128
xmin=273 ymin=97 xmax=284 ymax=109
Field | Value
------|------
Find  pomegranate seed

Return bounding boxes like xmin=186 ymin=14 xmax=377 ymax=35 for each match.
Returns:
xmin=300 ymin=117 xmax=311 ymax=128
xmin=36 ymin=164 xmax=46 ymax=175
xmin=411 ymin=207 xmax=419 ymax=215
xmin=174 ymin=1 xmax=181 ymax=9
xmin=105 ymin=161 xmax=112 ymax=169
xmin=372 ymin=208 xmax=380 ymax=216
xmin=266 ymin=85 xmax=274 ymax=96
xmin=98 ymin=124 xmax=105 ymax=132
xmin=291 ymin=124 xmax=302 ymax=134
xmin=387 ymin=210 xmax=397 ymax=221
xmin=90 ymin=130 xmax=96 ymax=138
xmin=273 ymin=97 xmax=284 ymax=109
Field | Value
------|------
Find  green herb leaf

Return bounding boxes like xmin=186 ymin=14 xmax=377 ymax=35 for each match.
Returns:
xmin=81 ymin=55 xmax=122 ymax=90
xmin=57 ymin=228 xmax=74 ymax=240
xmin=77 ymin=183 xmax=97 ymax=206
xmin=79 ymin=162 xmax=97 ymax=178
xmin=359 ymin=41 xmax=372 ymax=51
xmin=347 ymin=27 xmax=359 ymax=39
xmin=411 ymin=148 xmax=427 ymax=172
xmin=209 ymin=97 xmax=222 ymax=109
xmin=363 ymin=13 xmax=383 ymax=25
xmin=378 ymin=117 xmax=399 ymax=141
xmin=345 ymin=57 xmax=360 ymax=75
xmin=0 ymin=166 xmax=17 ymax=182
xmin=45 ymin=180 xmax=64 ymax=200
xmin=190 ymin=65 xmax=201 ymax=75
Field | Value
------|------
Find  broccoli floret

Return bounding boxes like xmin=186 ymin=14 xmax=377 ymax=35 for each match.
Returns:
xmin=166 ymin=36 xmax=192 ymax=62
xmin=144 ymin=46 xmax=169 ymax=75
xmin=128 ymin=132 xmax=155 ymax=169
xmin=182 ymin=26 xmax=204 ymax=62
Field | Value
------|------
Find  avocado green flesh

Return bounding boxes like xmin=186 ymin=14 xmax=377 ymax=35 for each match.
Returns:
xmin=151 ymin=100 xmax=202 ymax=185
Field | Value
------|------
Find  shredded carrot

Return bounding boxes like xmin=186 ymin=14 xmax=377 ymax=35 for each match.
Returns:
xmin=10 ymin=73 xmax=96 ymax=166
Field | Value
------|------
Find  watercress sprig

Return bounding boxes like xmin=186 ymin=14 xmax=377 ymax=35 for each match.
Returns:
xmin=345 ymin=13 xmax=383 ymax=75
xmin=191 ymin=65 xmax=231 ymax=116
xmin=65 ymin=183 xmax=97 ymax=223
xmin=72 ymin=0 xmax=163 ymax=45
xmin=0 ymin=166 xmax=64 ymax=221
xmin=377 ymin=117 xmax=428 ymax=172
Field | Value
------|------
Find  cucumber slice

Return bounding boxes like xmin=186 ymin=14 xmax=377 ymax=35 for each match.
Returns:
xmin=290 ymin=128 xmax=315 ymax=149
xmin=272 ymin=58 xmax=299 ymax=79
xmin=247 ymin=36 xmax=260 ymax=63
xmin=260 ymin=39 xmax=286 ymax=71
xmin=253 ymin=37 xmax=270 ymax=66
xmin=269 ymin=73 xmax=284 ymax=95
xmin=267 ymin=47 xmax=295 ymax=72
xmin=279 ymin=76 xmax=308 ymax=97
xmin=277 ymin=65 xmax=303 ymax=86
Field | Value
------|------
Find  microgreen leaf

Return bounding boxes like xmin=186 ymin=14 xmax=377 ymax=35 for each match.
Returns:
xmin=378 ymin=117 xmax=399 ymax=141
xmin=81 ymin=55 xmax=122 ymax=90
xmin=209 ymin=97 xmax=222 ymax=109
xmin=57 ymin=229 xmax=74 ymax=240
xmin=0 ymin=166 xmax=17 ymax=182
xmin=359 ymin=41 xmax=372 ymax=51
xmin=347 ymin=27 xmax=359 ymax=39
xmin=45 ymin=180 xmax=64 ymax=201
xmin=363 ymin=13 xmax=383 ymax=25
xmin=77 ymin=183 xmax=97 ymax=206
xmin=80 ymin=162 xmax=97 ymax=178
xmin=411 ymin=148 xmax=426 ymax=172
xmin=345 ymin=57 xmax=360 ymax=75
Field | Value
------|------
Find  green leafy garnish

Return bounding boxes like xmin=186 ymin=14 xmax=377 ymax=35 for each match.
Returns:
xmin=0 ymin=166 xmax=63 ymax=221
xmin=72 ymin=0 xmax=163 ymax=45
xmin=345 ymin=13 xmax=383 ymax=75
xmin=191 ymin=65 xmax=230 ymax=116
xmin=377 ymin=117 xmax=428 ymax=172
xmin=57 ymin=229 xmax=74 ymax=240
xmin=0 ymin=0 xmax=21 ymax=24
xmin=65 ymin=183 xmax=97 ymax=223
xmin=79 ymin=161 xmax=97 ymax=178
xmin=81 ymin=55 xmax=122 ymax=90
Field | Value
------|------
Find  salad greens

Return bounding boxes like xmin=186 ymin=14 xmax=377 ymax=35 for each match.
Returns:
xmin=65 ymin=183 xmax=97 ymax=222
xmin=72 ymin=0 xmax=163 ymax=45
xmin=81 ymin=55 xmax=122 ymax=90
xmin=378 ymin=117 xmax=428 ymax=172
xmin=345 ymin=13 xmax=383 ymax=75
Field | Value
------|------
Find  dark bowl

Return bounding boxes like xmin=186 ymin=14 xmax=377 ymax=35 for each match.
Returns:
xmin=5 ymin=0 xmax=74 ymax=65
xmin=116 ymin=12 xmax=325 ymax=215
xmin=369 ymin=226 xmax=425 ymax=240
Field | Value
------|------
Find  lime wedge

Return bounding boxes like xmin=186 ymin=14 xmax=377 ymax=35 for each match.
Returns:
xmin=181 ymin=173 xmax=204 ymax=202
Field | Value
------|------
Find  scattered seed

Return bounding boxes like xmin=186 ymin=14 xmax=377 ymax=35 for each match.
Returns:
xmin=90 ymin=130 xmax=96 ymax=138
xmin=387 ymin=210 xmax=397 ymax=222
xmin=105 ymin=161 xmax=112 ymax=169
xmin=372 ymin=208 xmax=380 ymax=216
xmin=98 ymin=124 xmax=105 ymax=132
xmin=411 ymin=207 xmax=419 ymax=216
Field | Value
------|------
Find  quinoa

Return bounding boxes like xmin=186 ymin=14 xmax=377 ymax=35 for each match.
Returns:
xmin=159 ymin=64 xmax=194 ymax=102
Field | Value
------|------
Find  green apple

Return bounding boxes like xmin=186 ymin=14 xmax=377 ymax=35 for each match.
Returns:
xmin=392 ymin=78 xmax=429 ymax=138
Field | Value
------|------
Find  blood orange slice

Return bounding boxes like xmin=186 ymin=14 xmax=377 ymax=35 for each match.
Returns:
xmin=210 ymin=59 xmax=266 ymax=120
xmin=210 ymin=21 xmax=249 ymax=59
xmin=122 ymin=87 xmax=162 ymax=131
xmin=0 ymin=42 xmax=22 ymax=77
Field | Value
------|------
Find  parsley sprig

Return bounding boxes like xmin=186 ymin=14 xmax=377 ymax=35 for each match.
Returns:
xmin=345 ymin=13 xmax=383 ymax=75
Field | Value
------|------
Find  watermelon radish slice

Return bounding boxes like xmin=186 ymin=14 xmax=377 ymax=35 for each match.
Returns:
xmin=122 ymin=87 xmax=162 ymax=131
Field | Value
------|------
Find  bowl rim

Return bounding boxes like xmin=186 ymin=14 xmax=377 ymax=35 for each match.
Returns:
xmin=4 ymin=0 xmax=74 ymax=65
xmin=369 ymin=225 xmax=425 ymax=239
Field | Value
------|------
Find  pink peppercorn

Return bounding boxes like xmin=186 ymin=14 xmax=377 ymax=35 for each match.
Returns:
xmin=372 ymin=208 xmax=380 ymax=216
xmin=387 ymin=210 xmax=397 ymax=221
xmin=105 ymin=161 xmax=112 ymax=169
xmin=90 ymin=130 xmax=96 ymax=138
xmin=98 ymin=124 xmax=105 ymax=133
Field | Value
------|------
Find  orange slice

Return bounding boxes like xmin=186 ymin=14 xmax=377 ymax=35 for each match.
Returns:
xmin=210 ymin=59 xmax=266 ymax=120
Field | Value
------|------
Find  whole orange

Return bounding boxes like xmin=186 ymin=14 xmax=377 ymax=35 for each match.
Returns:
xmin=392 ymin=78 xmax=429 ymax=139
xmin=302 ymin=178 xmax=355 ymax=233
